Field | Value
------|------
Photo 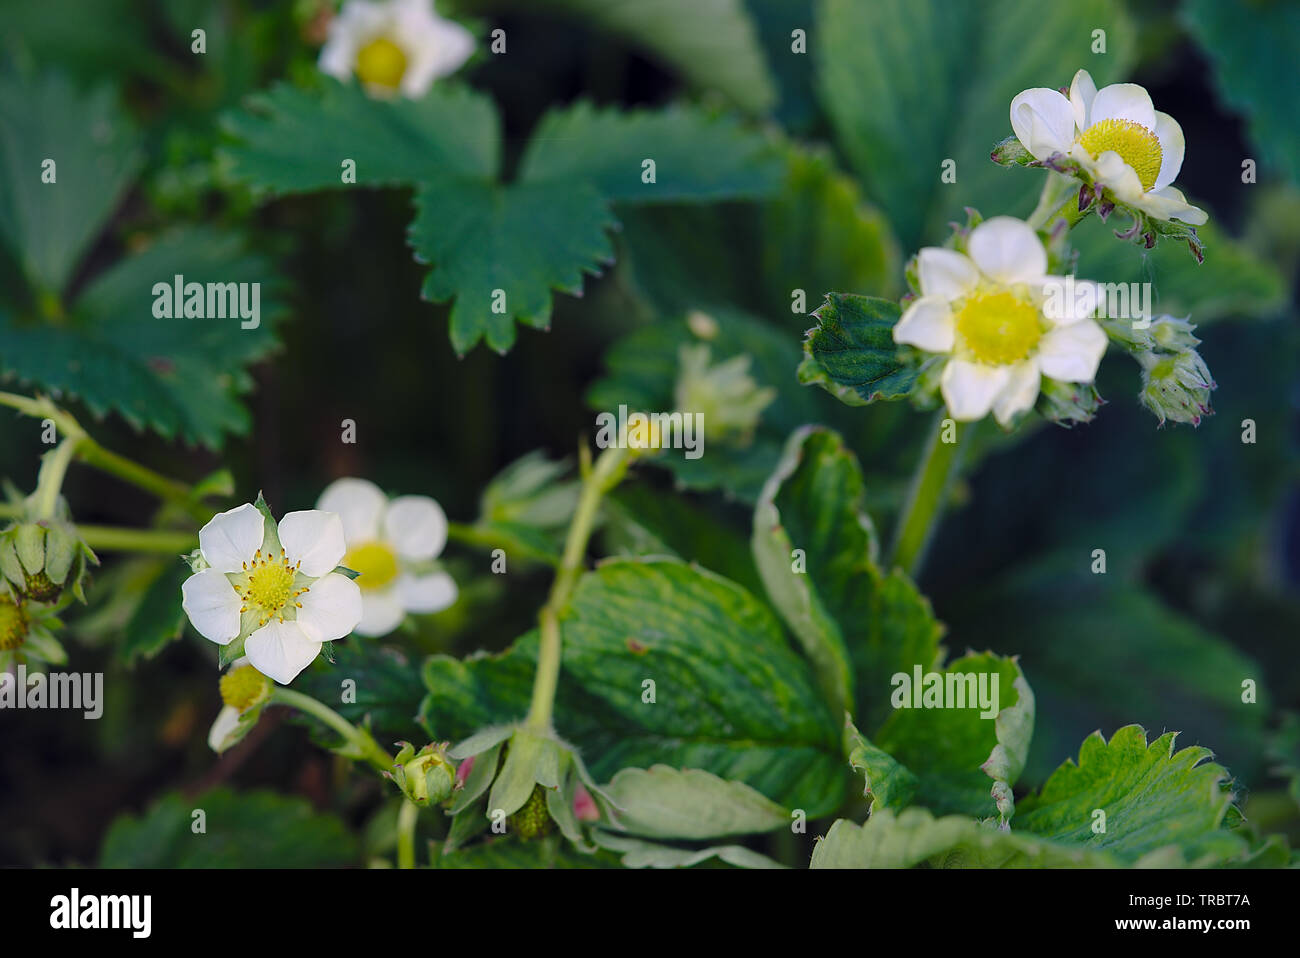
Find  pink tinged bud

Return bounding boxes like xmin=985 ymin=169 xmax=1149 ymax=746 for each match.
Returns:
xmin=573 ymin=784 xmax=600 ymax=822
xmin=456 ymin=754 xmax=475 ymax=785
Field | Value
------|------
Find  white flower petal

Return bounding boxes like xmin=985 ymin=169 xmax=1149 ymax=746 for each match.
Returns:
xmin=245 ymin=620 xmax=321 ymax=685
xmin=1140 ymin=186 xmax=1208 ymax=225
xmin=967 ymin=216 xmax=1047 ymax=284
xmin=917 ymin=247 xmax=979 ymax=300
xmin=1009 ymin=88 xmax=1075 ymax=160
xmin=317 ymin=477 xmax=387 ymax=544
xmin=397 ymin=571 xmax=458 ymax=614
xmin=383 ymin=495 xmax=448 ymax=560
xmin=993 ymin=360 xmax=1042 ymax=426
xmin=278 ymin=510 xmax=348 ymax=577
xmin=208 ymin=705 xmax=242 ymax=752
xmin=1088 ymin=82 xmax=1156 ymax=131
xmin=181 ymin=569 xmax=243 ymax=644
xmin=1152 ymin=111 xmax=1186 ymax=192
xmin=1030 ymin=276 xmax=1102 ymax=326
xmin=1069 ymin=69 xmax=1098 ymax=130
xmin=317 ymin=0 xmax=390 ymax=80
xmin=198 ymin=503 xmax=264 ymax=573
xmin=356 ymin=587 xmax=406 ymax=637
xmin=1083 ymin=148 xmax=1147 ymax=203
xmin=894 ymin=297 xmax=956 ymax=353
xmin=941 ymin=360 xmax=1011 ymax=421
xmin=399 ymin=10 xmax=475 ymax=97
xmin=297 ymin=572 xmax=364 ymax=643
xmin=1038 ymin=319 xmax=1108 ymax=382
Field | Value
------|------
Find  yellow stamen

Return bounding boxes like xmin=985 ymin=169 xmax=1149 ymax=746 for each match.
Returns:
xmin=220 ymin=665 xmax=269 ymax=712
xmin=954 ymin=291 xmax=1043 ymax=366
xmin=356 ymin=36 xmax=407 ymax=90
xmin=343 ymin=542 xmax=400 ymax=592
xmin=1076 ymin=118 xmax=1163 ymax=192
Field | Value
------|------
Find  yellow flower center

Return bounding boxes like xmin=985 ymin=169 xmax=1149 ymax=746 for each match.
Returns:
xmin=625 ymin=415 xmax=663 ymax=456
xmin=344 ymin=542 xmax=400 ymax=592
xmin=0 ymin=596 xmax=27 ymax=651
xmin=954 ymin=291 xmax=1043 ymax=366
xmin=234 ymin=549 xmax=307 ymax=626
xmin=220 ymin=665 xmax=269 ymax=712
xmin=356 ymin=36 xmax=407 ymax=89
xmin=1076 ymin=118 xmax=1163 ymax=192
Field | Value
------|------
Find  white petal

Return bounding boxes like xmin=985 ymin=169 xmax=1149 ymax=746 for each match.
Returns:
xmin=198 ymin=503 xmax=264 ymax=573
xmin=317 ymin=0 xmax=388 ymax=79
xmin=1038 ymin=319 xmax=1108 ymax=382
xmin=1084 ymin=148 xmax=1147 ymax=203
xmin=1069 ymin=69 xmax=1098 ymax=130
xmin=894 ymin=297 xmax=956 ymax=353
xmin=1009 ymin=88 xmax=1075 ymax=160
xmin=400 ymin=15 xmax=475 ymax=97
xmin=967 ymin=216 xmax=1047 ymax=284
xmin=397 ymin=571 xmax=458 ymax=614
xmin=296 ymin=572 xmax=364 ymax=643
xmin=355 ymin=587 xmax=406 ymax=637
xmin=1030 ymin=276 xmax=1102 ymax=326
xmin=917 ymin=247 xmax=979 ymax=300
xmin=1152 ymin=112 xmax=1186 ymax=192
xmin=1140 ymin=186 xmax=1208 ymax=225
xmin=993 ymin=360 xmax=1042 ymax=426
xmin=1088 ymin=83 xmax=1156 ymax=131
xmin=278 ymin=510 xmax=348 ymax=577
xmin=383 ymin=496 xmax=448 ymax=560
xmin=181 ymin=569 xmax=243 ymax=644
xmin=940 ymin=360 xmax=1011 ymax=421
xmin=245 ymin=620 xmax=321 ymax=685
xmin=317 ymin=477 xmax=387 ymax=544
xmin=208 ymin=706 xmax=242 ymax=752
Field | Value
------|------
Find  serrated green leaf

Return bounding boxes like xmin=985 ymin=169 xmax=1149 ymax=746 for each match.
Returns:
xmin=591 ymin=829 xmax=784 ymax=869
xmin=100 ymin=788 xmax=359 ymax=868
xmin=810 ymin=807 xmax=1116 ymax=868
xmin=422 ymin=558 xmax=845 ymax=814
xmin=874 ymin=652 xmax=1034 ymax=819
xmin=0 ymin=227 xmax=284 ymax=448
xmin=844 ymin=716 xmax=917 ymax=813
xmin=1016 ymin=725 xmax=1244 ymax=864
xmin=1183 ymin=0 xmax=1300 ymax=187
xmin=816 ymin=0 xmax=1136 ymax=249
xmin=410 ymin=178 xmax=617 ymax=355
xmin=219 ymin=79 xmax=498 ymax=194
xmin=519 ymin=102 xmax=781 ymax=202
xmin=798 ymin=293 xmax=917 ymax=406
xmin=602 ymin=766 xmax=790 ymax=839
xmin=0 ymin=72 xmax=141 ymax=295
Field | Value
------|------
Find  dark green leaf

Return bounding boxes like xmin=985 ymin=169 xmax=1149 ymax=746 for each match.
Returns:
xmin=798 ymin=293 xmax=917 ymax=406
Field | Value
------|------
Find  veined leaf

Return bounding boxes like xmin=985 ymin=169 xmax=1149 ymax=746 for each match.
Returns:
xmin=799 ymin=294 xmax=917 ymax=406
xmin=601 ymin=765 xmax=790 ymax=840
xmin=421 ymin=557 xmax=846 ymax=814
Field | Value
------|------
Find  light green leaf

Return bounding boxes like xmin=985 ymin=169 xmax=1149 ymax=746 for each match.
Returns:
xmin=421 ymin=557 xmax=846 ymax=814
xmin=844 ymin=716 xmax=917 ymax=813
xmin=0 ymin=72 xmax=141 ymax=295
xmin=810 ymin=807 xmax=1116 ymax=868
xmin=1183 ymin=0 xmax=1300 ymax=187
xmin=592 ymin=830 xmax=784 ymax=869
xmin=0 ymin=227 xmax=284 ymax=448
xmin=100 ymin=788 xmax=359 ymax=868
xmin=409 ymin=178 xmax=616 ymax=355
xmin=1016 ymin=725 xmax=1244 ymax=865
xmin=816 ymin=0 xmax=1136 ymax=249
xmin=219 ymin=79 xmax=499 ymax=194
xmin=602 ymin=766 xmax=789 ymax=839
xmin=519 ymin=102 xmax=782 ymax=202
xmin=875 ymin=652 xmax=1034 ymax=819
xmin=798 ymin=294 xmax=917 ymax=406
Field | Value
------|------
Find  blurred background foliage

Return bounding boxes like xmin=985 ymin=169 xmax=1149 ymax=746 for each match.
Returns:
xmin=0 ymin=0 xmax=1296 ymax=866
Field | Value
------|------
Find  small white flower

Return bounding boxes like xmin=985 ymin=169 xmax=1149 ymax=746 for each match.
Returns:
xmin=893 ymin=216 xmax=1108 ymax=426
xmin=317 ymin=478 xmax=457 ymax=637
xmin=1010 ymin=69 xmax=1206 ymax=225
xmin=319 ymin=0 xmax=474 ymax=99
xmin=181 ymin=503 xmax=363 ymax=684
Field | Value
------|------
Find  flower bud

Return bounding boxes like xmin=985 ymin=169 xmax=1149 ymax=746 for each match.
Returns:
xmin=508 ymin=784 xmax=554 ymax=840
xmin=673 ymin=344 xmax=776 ymax=447
xmin=219 ymin=664 xmax=271 ymax=713
xmin=0 ymin=519 xmax=97 ymax=604
xmin=1137 ymin=349 xmax=1216 ymax=426
xmin=391 ymin=742 xmax=457 ymax=806
xmin=1036 ymin=377 xmax=1103 ymax=426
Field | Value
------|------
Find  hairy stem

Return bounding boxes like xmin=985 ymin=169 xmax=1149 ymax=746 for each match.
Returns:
xmin=270 ymin=687 xmax=394 ymax=772
xmin=889 ymin=414 xmax=972 ymax=578
xmin=30 ymin=438 xmax=79 ymax=519
xmin=396 ymin=799 xmax=419 ymax=869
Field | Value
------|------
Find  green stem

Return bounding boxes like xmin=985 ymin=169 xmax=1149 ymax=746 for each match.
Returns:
xmin=524 ymin=445 xmax=629 ymax=732
xmin=76 ymin=525 xmax=196 ymax=554
xmin=270 ymin=687 xmax=394 ymax=772
xmin=397 ymin=799 xmax=419 ymax=869
xmin=889 ymin=414 xmax=972 ymax=578
xmin=31 ymin=438 xmax=79 ymax=519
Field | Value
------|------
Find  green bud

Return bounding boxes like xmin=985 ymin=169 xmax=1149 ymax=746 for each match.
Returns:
xmin=1137 ymin=349 xmax=1215 ymax=427
xmin=508 ymin=784 xmax=554 ymax=841
xmin=1036 ymin=377 xmax=1103 ymax=427
xmin=391 ymin=742 xmax=457 ymax=807
xmin=673 ymin=344 xmax=776 ymax=446
xmin=0 ymin=519 xmax=97 ymax=604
